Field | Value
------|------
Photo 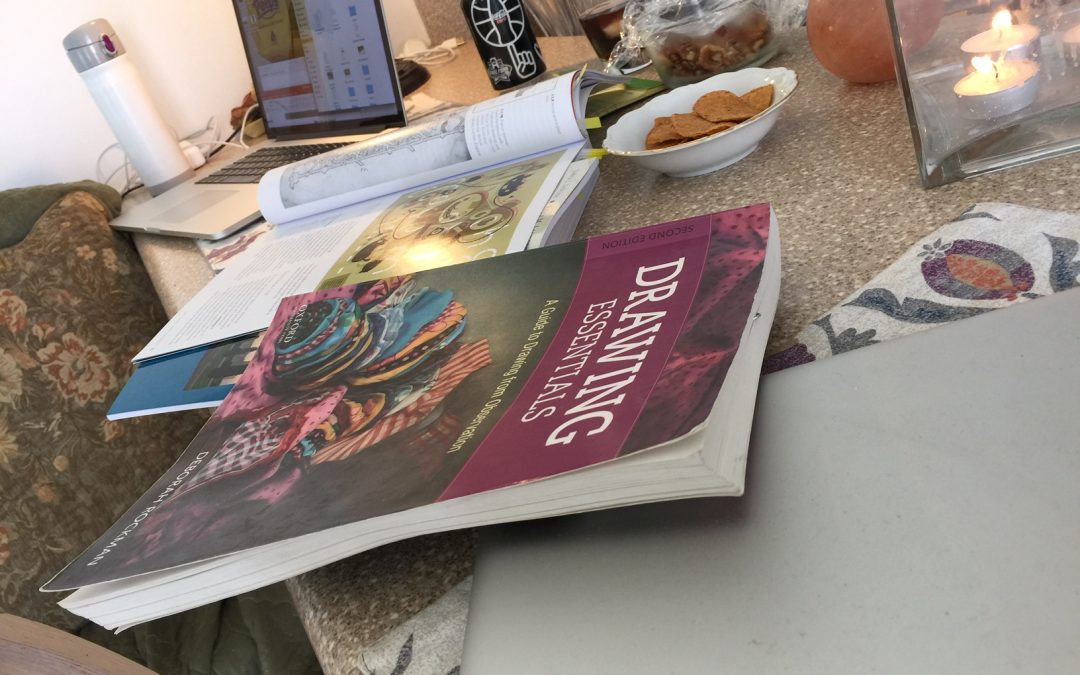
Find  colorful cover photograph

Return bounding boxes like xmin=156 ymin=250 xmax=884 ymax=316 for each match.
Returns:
xmin=318 ymin=151 xmax=567 ymax=290
xmin=49 ymin=205 xmax=771 ymax=590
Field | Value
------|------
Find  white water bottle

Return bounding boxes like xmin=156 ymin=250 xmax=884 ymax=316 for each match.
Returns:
xmin=63 ymin=19 xmax=193 ymax=195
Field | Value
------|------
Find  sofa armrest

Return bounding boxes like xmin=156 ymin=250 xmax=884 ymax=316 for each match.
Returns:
xmin=0 ymin=189 xmax=206 ymax=629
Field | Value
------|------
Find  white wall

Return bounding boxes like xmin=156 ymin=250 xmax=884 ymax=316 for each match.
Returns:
xmin=383 ymin=0 xmax=431 ymax=55
xmin=0 ymin=0 xmax=430 ymax=191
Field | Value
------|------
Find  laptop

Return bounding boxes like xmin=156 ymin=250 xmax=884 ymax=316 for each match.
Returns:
xmin=463 ymin=288 xmax=1080 ymax=674
xmin=110 ymin=0 xmax=407 ymax=240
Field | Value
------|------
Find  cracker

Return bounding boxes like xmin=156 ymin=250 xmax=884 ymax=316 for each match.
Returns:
xmin=645 ymin=116 xmax=685 ymax=150
xmin=692 ymin=90 xmax=757 ymax=123
xmin=740 ymin=84 xmax=774 ymax=114
xmin=670 ymin=113 xmax=734 ymax=140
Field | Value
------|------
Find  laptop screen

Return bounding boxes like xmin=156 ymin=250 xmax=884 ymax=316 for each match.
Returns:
xmin=232 ymin=0 xmax=406 ymax=139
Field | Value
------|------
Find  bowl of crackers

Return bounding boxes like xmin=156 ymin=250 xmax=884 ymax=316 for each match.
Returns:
xmin=603 ymin=66 xmax=797 ymax=177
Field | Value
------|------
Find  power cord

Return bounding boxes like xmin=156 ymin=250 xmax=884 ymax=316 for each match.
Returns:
xmin=97 ymin=146 xmax=140 ymax=197
xmin=400 ymin=38 xmax=462 ymax=66
xmin=120 ymin=181 xmax=143 ymax=199
xmin=237 ymin=103 xmax=261 ymax=149
xmin=95 ymin=143 xmax=125 ymax=185
xmin=205 ymin=125 xmax=242 ymax=159
xmin=103 ymin=111 xmax=250 ymax=197
xmin=185 ymin=116 xmax=242 ymax=159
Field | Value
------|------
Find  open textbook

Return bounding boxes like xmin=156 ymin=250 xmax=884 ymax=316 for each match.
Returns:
xmin=108 ymin=160 xmax=600 ymax=419
xmin=133 ymin=70 xmax=616 ymax=363
xmin=47 ymin=205 xmax=781 ymax=630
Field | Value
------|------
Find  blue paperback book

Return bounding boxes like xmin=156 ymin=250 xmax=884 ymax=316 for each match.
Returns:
xmin=107 ymin=334 xmax=261 ymax=420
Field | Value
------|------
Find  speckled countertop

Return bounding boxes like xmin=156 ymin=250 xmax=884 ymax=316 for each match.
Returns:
xmin=133 ymin=33 xmax=1080 ymax=675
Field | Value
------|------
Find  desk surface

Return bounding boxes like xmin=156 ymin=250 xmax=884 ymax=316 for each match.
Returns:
xmin=132 ymin=33 xmax=1080 ymax=674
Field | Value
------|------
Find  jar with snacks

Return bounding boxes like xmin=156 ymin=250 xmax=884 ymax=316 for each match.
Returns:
xmin=612 ymin=0 xmax=777 ymax=88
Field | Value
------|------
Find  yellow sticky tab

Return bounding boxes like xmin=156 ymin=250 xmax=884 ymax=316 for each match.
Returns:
xmin=585 ymin=117 xmax=602 ymax=129
xmin=586 ymin=148 xmax=608 ymax=159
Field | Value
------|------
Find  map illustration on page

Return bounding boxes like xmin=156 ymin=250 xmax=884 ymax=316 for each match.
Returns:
xmin=318 ymin=150 xmax=567 ymax=288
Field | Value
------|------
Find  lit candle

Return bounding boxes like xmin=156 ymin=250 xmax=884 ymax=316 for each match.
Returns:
xmin=961 ymin=10 xmax=1040 ymax=60
xmin=954 ymin=55 xmax=1039 ymax=119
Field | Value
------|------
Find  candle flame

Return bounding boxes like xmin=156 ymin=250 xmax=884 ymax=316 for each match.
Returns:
xmin=991 ymin=9 xmax=1013 ymax=30
xmin=972 ymin=55 xmax=996 ymax=74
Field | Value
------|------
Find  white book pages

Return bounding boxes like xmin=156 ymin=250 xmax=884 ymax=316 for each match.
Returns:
xmin=259 ymin=72 xmax=588 ymax=225
xmin=134 ymin=144 xmax=583 ymax=362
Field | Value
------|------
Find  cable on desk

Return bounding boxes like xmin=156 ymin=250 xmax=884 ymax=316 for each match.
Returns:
xmin=237 ymin=103 xmax=261 ymax=149
xmin=95 ymin=142 xmax=124 ymax=184
xmin=400 ymin=38 xmax=462 ymax=65
xmin=205 ymin=126 xmax=242 ymax=159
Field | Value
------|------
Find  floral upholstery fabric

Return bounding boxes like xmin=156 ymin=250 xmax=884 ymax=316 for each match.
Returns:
xmin=0 ymin=190 xmax=206 ymax=629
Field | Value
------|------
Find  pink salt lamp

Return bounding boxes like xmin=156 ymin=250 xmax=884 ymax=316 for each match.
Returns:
xmin=807 ymin=0 xmax=943 ymax=84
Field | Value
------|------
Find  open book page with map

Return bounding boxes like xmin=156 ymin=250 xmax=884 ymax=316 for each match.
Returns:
xmin=131 ymin=70 xmax=617 ymax=364
xmin=257 ymin=69 xmax=617 ymax=224
xmin=115 ymin=157 xmax=602 ymax=418
xmin=133 ymin=145 xmax=584 ymax=362
xmin=317 ymin=151 xmax=576 ymax=288
xmin=48 ymin=205 xmax=781 ymax=631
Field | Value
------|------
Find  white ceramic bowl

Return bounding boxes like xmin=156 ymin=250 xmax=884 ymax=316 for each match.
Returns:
xmin=603 ymin=67 xmax=798 ymax=177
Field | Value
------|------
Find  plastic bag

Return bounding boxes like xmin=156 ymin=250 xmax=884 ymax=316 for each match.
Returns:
xmin=606 ymin=0 xmax=805 ymax=85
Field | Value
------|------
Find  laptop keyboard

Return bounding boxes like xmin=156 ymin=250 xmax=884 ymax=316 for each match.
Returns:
xmin=195 ymin=143 xmax=352 ymax=184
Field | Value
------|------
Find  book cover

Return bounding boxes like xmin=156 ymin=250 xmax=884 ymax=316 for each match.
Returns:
xmin=48 ymin=204 xmax=771 ymax=591
xmin=106 ymin=335 xmax=263 ymax=419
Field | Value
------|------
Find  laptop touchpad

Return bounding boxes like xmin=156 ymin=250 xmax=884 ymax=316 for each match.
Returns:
xmin=159 ymin=190 xmax=238 ymax=223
